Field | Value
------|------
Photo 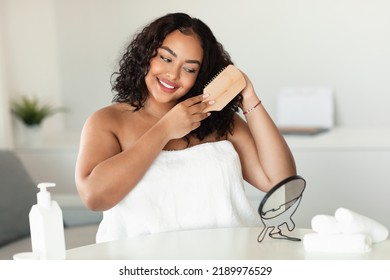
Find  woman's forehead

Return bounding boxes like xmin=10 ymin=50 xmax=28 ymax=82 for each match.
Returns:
xmin=160 ymin=30 xmax=203 ymax=62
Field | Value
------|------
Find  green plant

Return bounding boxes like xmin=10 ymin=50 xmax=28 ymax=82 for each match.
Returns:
xmin=11 ymin=95 xmax=65 ymax=126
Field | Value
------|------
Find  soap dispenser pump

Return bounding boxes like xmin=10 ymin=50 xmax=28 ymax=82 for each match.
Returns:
xmin=29 ymin=182 xmax=66 ymax=259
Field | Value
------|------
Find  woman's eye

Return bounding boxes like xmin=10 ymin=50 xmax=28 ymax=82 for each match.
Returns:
xmin=160 ymin=55 xmax=171 ymax=63
xmin=184 ymin=67 xmax=196 ymax=74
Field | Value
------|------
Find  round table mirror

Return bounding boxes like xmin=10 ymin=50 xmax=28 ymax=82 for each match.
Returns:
xmin=257 ymin=175 xmax=306 ymax=242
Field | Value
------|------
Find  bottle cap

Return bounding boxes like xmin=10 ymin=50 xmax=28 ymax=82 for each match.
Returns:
xmin=37 ymin=182 xmax=56 ymax=208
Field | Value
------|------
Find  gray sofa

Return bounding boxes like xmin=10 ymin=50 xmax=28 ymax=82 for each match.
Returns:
xmin=0 ymin=150 xmax=98 ymax=260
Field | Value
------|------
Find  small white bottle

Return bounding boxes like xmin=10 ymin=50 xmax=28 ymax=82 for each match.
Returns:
xmin=29 ymin=182 xmax=66 ymax=260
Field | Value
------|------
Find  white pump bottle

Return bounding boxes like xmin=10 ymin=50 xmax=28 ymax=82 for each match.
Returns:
xmin=29 ymin=182 xmax=66 ymax=260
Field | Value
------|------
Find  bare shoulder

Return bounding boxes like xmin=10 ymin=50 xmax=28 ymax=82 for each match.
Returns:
xmin=76 ymin=104 xmax=136 ymax=188
xmin=83 ymin=103 xmax=137 ymax=136
xmin=86 ymin=103 xmax=133 ymax=126
xmin=80 ymin=103 xmax=137 ymax=150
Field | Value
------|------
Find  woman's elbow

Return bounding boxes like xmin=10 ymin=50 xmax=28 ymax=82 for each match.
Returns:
xmin=76 ymin=179 xmax=112 ymax=212
xmin=78 ymin=190 xmax=104 ymax=211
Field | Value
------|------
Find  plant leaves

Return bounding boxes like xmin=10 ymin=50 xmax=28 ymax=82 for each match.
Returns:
xmin=10 ymin=96 xmax=65 ymax=126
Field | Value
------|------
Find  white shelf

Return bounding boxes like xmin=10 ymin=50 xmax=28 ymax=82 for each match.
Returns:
xmin=284 ymin=126 xmax=390 ymax=151
xmin=15 ymin=132 xmax=80 ymax=152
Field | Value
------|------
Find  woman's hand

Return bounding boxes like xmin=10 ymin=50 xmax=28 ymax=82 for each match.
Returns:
xmin=240 ymin=71 xmax=261 ymax=112
xmin=159 ymin=93 xmax=213 ymax=140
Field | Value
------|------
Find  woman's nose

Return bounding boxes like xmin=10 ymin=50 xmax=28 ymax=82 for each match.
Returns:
xmin=166 ymin=64 xmax=180 ymax=80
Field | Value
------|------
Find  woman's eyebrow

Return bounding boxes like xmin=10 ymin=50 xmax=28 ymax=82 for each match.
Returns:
xmin=160 ymin=46 xmax=201 ymax=66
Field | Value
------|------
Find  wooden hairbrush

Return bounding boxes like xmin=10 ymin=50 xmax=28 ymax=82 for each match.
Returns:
xmin=202 ymin=65 xmax=246 ymax=112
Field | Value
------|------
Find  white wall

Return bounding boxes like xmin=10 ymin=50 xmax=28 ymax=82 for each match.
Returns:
xmin=2 ymin=0 xmax=390 ymax=135
xmin=0 ymin=0 xmax=12 ymax=148
xmin=0 ymin=0 xmax=64 ymax=142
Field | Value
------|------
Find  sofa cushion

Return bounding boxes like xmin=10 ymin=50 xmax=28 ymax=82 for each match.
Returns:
xmin=0 ymin=150 xmax=37 ymax=247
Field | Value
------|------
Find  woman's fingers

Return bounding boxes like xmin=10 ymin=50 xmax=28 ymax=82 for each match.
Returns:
xmin=182 ymin=93 xmax=214 ymax=114
xmin=163 ymin=93 xmax=214 ymax=139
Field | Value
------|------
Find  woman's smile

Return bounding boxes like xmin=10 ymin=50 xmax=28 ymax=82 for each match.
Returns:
xmin=157 ymin=77 xmax=179 ymax=93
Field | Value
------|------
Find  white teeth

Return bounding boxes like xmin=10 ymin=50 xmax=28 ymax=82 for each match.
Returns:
xmin=160 ymin=80 xmax=175 ymax=89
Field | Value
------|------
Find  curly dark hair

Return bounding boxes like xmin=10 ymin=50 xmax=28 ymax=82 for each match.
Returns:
xmin=111 ymin=12 xmax=242 ymax=141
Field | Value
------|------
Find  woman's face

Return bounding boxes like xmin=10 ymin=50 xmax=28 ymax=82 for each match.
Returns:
xmin=145 ymin=29 xmax=203 ymax=106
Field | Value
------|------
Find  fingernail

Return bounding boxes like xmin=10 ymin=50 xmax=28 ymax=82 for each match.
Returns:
xmin=203 ymin=93 xmax=210 ymax=98
xmin=208 ymin=100 xmax=215 ymax=105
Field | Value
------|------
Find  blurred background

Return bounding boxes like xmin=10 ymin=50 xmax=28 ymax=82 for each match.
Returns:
xmin=1 ymin=0 xmax=390 ymax=230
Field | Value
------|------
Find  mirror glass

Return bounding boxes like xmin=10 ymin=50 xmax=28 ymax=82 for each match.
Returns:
xmin=257 ymin=175 xmax=306 ymax=242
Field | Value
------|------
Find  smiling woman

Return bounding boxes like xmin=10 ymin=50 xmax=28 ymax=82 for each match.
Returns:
xmin=75 ymin=12 xmax=296 ymax=244
xmin=145 ymin=30 xmax=203 ymax=104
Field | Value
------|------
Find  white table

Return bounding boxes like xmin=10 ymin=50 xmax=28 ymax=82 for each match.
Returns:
xmin=66 ymin=227 xmax=390 ymax=260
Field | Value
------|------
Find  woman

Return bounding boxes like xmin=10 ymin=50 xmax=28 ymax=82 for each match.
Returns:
xmin=75 ymin=13 xmax=296 ymax=242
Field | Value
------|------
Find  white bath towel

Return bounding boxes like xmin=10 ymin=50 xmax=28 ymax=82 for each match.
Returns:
xmin=303 ymin=233 xmax=372 ymax=253
xmin=335 ymin=208 xmax=389 ymax=243
xmin=311 ymin=215 xmax=342 ymax=234
xmin=96 ymin=140 xmax=259 ymax=243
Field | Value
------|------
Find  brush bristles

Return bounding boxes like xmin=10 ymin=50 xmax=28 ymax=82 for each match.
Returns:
xmin=203 ymin=66 xmax=227 ymax=88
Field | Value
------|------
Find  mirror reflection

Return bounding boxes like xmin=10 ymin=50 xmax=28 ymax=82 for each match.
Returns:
xmin=257 ymin=175 xmax=306 ymax=242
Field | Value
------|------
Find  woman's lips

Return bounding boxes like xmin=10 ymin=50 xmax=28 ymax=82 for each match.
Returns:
xmin=157 ymin=78 xmax=178 ymax=93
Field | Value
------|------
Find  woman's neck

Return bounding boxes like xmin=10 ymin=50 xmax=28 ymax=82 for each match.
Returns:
xmin=143 ymin=98 xmax=176 ymax=120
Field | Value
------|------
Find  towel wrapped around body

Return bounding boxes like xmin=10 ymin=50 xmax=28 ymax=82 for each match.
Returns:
xmin=96 ymin=140 xmax=258 ymax=243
